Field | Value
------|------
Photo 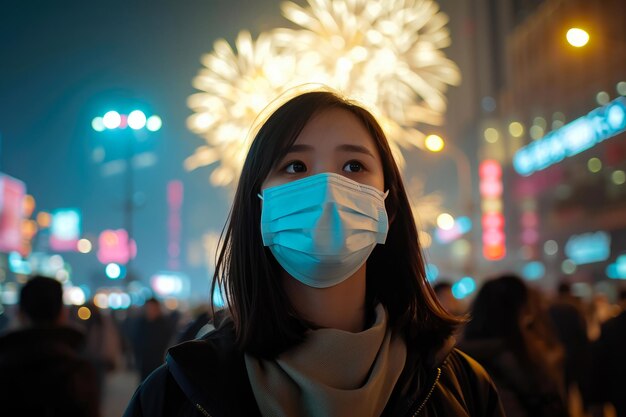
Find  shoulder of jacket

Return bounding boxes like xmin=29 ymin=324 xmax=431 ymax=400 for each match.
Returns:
xmin=439 ymin=348 xmax=505 ymax=417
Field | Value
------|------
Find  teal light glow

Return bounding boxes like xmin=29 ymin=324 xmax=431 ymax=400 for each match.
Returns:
xmin=514 ymin=97 xmax=626 ymax=176
xmin=146 ymin=115 xmax=162 ymax=132
xmin=606 ymin=255 xmax=626 ymax=279
xmin=565 ymin=231 xmax=611 ymax=265
xmin=452 ymin=277 xmax=476 ymax=299
xmin=522 ymin=261 xmax=545 ymax=280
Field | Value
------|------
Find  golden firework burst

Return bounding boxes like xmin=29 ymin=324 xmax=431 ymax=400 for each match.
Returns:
xmin=187 ymin=0 xmax=461 ymax=187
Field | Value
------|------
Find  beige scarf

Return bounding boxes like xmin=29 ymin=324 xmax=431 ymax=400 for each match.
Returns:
xmin=244 ymin=304 xmax=407 ymax=417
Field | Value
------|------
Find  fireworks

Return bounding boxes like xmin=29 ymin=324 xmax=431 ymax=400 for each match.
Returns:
xmin=187 ymin=0 xmax=461 ymax=187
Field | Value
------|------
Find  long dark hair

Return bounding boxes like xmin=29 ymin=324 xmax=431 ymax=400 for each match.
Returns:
xmin=212 ymin=91 xmax=462 ymax=358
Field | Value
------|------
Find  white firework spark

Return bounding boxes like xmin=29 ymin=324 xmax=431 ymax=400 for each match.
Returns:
xmin=278 ymin=0 xmax=460 ymax=126
xmin=186 ymin=31 xmax=326 ymax=186
xmin=187 ymin=0 xmax=461 ymax=187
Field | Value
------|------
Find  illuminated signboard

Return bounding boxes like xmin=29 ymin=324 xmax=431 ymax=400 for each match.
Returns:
xmin=0 ymin=174 xmax=26 ymax=253
xmin=564 ymin=231 xmax=611 ymax=265
xmin=97 ymin=229 xmax=136 ymax=264
xmin=50 ymin=209 xmax=81 ymax=251
xmin=480 ymin=160 xmax=506 ymax=260
xmin=514 ymin=96 xmax=626 ymax=176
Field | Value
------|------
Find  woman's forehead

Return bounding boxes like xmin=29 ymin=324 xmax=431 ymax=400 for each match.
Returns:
xmin=292 ymin=108 xmax=376 ymax=147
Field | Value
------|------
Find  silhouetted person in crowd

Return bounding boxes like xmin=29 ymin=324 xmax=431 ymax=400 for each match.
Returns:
xmin=0 ymin=276 xmax=100 ymax=417
xmin=132 ymin=297 xmax=175 ymax=380
xmin=460 ymin=274 xmax=568 ymax=417
xmin=548 ymin=281 xmax=592 ymax=409
xmin=591 ymin=295 xmax=626 ymax=417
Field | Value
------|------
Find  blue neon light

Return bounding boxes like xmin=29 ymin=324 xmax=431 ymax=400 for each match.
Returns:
xmin=514 ymin=97 xmax=626 ymax=176
xmin=606 ymin=255 xmax=626 ymax=280
xmin=564 ymin=231 xmax=611 ymax=265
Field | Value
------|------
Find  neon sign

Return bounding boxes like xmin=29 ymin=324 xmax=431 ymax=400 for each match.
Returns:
xmin=480 ymin=160 xmax=506 ymax=260
xmin=565 ymin=231 xmax=611 ymax=265
xmin=514 ymin=96 xmax=626 ymax=176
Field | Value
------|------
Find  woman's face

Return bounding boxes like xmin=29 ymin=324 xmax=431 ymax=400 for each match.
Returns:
xmin=262 ymin=108 xmax=385 ymax=192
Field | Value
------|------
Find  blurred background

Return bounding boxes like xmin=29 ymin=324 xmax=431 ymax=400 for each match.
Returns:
xmin=1 ymin=0 xmax=625 ymax=414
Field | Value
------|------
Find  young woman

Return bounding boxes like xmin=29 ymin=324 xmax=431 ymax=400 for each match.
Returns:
xmin=124 ymin=91 xmax=504 ymax=417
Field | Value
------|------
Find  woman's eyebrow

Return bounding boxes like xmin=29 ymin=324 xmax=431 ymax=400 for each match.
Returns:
xmin=336 ymin=144 xmax=375 ymax=158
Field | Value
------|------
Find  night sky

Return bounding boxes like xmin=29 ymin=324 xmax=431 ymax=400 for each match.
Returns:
xmin=1 ymin=0 xmax=469 ymax=299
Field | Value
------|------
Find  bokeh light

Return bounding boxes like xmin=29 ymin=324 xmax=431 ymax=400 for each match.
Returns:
xmin=105 ymin=263 xmax=122 ymax=279
xmin=522 ymin=261 xmax=545 ymax=280
xmin=424 ymin=134 xmax=445 ymax=152
xmin=544 ymin=240 xmax=559 ymax=256
xmin=128 ymin=110 xmax=147 ymax=130
xmin=562 ymin=259 xmax=577 ymax=274
xmin=483 ymin=128 xmax=499 ymax=143
xmin=587 ymin=157 xmax=602 ymax=173
xmin=612 ymin=170 xmax=626 ymax=185
xmin=146 ymin=115 xmax=162 ymax=131
xmin=508 ymin=122 xmax=524 ymax=137
xmin=103 ymin=111 xmax=121 ymax=129
xmin=77 ymin=238 xmax=92 ymax=254
xmin=452 ymin=277 xmax=476 ymax=299
xmin=437 ymin=213 xmax=455 ymax=230
xmin=566 ymin=28 xmax=589 ymax=47
xmin=617 ymin=81 xmax=626 ymax=96
xmin=77 ymin=306 xmax=91 ymax=320
xmin=91 ymin=117 xmax=105 ymax=132
xmin=529 ymin=125 xmax=544 ymax=140
xmin=596 ymin=91 xmax=610 ymax=106
xmin=36 ymin=211 xmax=51 ymax=228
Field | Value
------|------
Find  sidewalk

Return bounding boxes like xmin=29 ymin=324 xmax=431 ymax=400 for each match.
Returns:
xmin=103 ymin=370 xmax=140 ymax=417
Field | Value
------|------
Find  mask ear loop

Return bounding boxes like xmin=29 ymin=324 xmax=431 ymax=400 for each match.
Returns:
xmin=257 ymin=193 xmax=264 ymax=200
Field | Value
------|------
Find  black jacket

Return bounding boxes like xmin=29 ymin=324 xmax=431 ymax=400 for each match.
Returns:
xmin=124 ymin=321 xmax=504 ymax=417
xmin=0 ymin=325 xmax=101 ymax=417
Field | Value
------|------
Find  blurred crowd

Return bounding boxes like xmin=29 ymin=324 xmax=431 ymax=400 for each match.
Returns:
xmin=435 ymin=276 xmax=626 ymax=417
xmin=0 ymin=274 xmax=625 ymax=417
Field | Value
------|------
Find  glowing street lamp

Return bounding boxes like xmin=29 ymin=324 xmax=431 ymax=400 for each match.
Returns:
xmin=566 ymin=28 xmax=590 ymax=48
xmin=91 ymin=107 xmax=162 ymax=280
xmin=92 ymin=110 xmax=161 ymax=132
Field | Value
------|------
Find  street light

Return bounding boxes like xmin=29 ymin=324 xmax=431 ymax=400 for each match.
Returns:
xmin=91 ymin=109 xmax=162 ymax=280
xmin=566 ymin=27 xmax=590 ymax=48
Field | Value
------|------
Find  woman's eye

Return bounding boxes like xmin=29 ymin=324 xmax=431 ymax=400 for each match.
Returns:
xmin=285 ymin=161 xmax=307 ymax=174
xmin=343 ymin=161 xmax=364 ymax=173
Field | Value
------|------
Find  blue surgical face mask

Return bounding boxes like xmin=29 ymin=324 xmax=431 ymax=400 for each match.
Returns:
xmin=259 ymin=172 xmax=389 ymax=288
